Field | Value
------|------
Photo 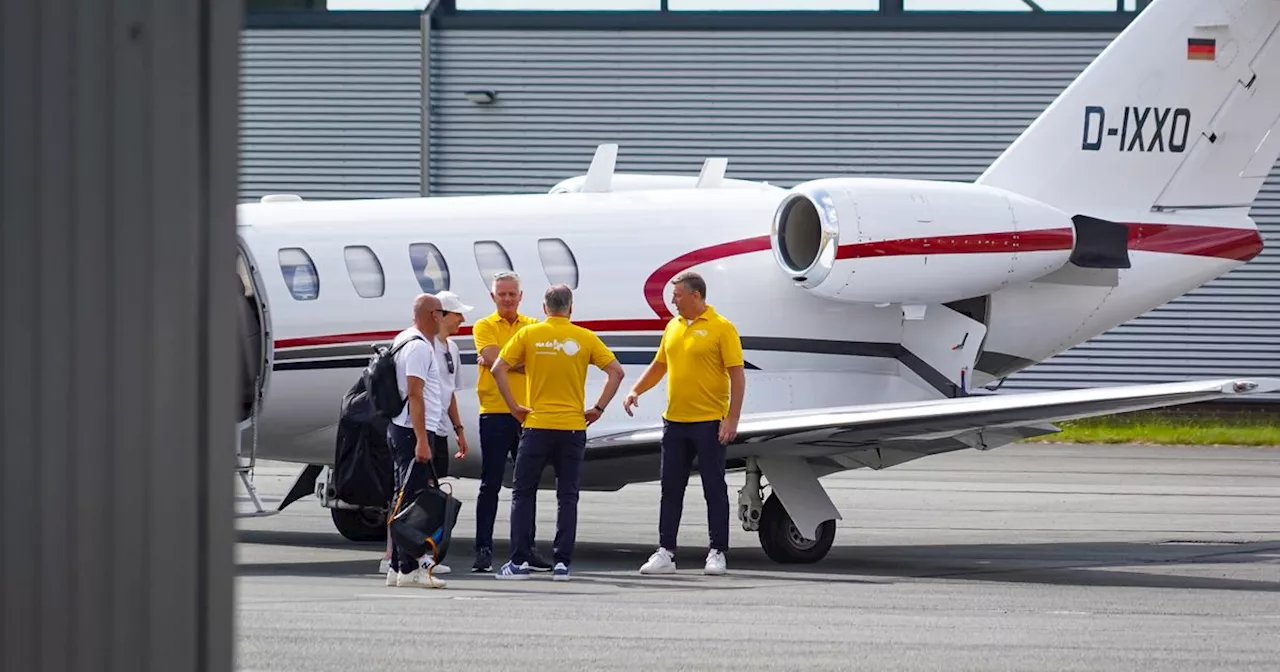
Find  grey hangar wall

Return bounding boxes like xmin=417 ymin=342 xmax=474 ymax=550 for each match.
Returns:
xmin=237 ymin=22 xmax=1280 ymax=401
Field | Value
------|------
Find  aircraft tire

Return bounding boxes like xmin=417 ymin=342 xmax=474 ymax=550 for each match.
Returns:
xmin=757 ymin=493 xmax=836 ymax=564
xmin=331 ymin=507 xmax=387 ymax=543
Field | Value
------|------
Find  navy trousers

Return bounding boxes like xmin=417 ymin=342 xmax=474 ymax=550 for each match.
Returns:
xmin=387 ymin=423 xmax=440 ymax=574
xmin=658 ymin=420 xmax=730 ymax=553
xmin=475 ymin=413 xmax=535 ymax=552
xmin=430 ymin=432 xmax=449 ymax=480
xmin=508 ymin=428 xmax=586 ymax=566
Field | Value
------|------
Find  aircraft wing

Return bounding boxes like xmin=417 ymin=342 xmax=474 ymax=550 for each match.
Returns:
xmin=580 ymin=377 xmax=1279 ymax=490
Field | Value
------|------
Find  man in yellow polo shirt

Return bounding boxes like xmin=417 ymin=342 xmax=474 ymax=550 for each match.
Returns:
xmin=623 ymin=271 xmax=746 ymax=576
xmin=490 ymin=284 xmax=625 ymax=581
xmin=469 ymin=270 xmax=551 ymax=574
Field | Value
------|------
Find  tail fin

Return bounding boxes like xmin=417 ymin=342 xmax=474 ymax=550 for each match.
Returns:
xmin=978 ymin=0 xmax=1280 ymax=216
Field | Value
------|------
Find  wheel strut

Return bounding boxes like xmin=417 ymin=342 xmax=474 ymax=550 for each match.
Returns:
xmin=737 ymin=456 xmax=764 ymax=531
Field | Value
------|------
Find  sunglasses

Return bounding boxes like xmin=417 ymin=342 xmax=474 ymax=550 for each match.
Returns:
xmin=444 ymin=349 xmax=454 ymax=374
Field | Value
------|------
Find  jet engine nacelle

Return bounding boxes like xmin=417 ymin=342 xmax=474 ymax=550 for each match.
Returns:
xmin=770 ymin=177 xmax=1077 ymax=306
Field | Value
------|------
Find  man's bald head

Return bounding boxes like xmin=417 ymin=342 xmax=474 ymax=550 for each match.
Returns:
xmin=413 ymin=293 xmax=442 ymax=333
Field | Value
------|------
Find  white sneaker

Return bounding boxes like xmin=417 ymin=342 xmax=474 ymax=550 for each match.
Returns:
xmin=639 ymin=547 xmax=677 ymax=574
xmin=424 ymin=560 xmax=451 ymax=575
xmin=385 ymin=568 xmax=398 ymax=586
xmin=704 ymin=549 xmax=727 ymax=575
xmin=397 ymin=567 xmax=446 ymax=589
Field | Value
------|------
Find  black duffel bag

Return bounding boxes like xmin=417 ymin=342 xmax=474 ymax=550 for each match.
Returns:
xmin=333 ymin=377 xmax=394 ymax=508
xmin=389 ymin=460 xmax=463 ymax=566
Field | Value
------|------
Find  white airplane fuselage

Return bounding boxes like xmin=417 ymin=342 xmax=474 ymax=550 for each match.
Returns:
xmin=236 ymin=182 xmax=1261 ymax=488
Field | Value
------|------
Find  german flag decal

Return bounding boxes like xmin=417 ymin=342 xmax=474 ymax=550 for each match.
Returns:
xmin=1188 ymin=37 xmax=1216 ymax=61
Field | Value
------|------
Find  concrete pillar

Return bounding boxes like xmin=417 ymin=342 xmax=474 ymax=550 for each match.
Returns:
xmin=2 ymin=0 xmax=239 ymax=670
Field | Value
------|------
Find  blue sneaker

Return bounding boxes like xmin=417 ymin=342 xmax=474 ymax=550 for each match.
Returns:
xmin=494 ymin=560 xmax=531 ymax=580
xmin=552 ymin=562 xmax=570 ymax=582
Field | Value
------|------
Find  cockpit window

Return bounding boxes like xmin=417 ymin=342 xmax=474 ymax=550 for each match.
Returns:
xmin=473 ymin=241 xmax=514 ymax=289
xmin=537 ymin=238 xmax=579 ymax=289
xmin=278 ymin=247 xmax=319 ymax=301
xmin=410 ymin=243 xmax=451 ymax=293
xmin=343 ymin=245 xmax=385 ymax=298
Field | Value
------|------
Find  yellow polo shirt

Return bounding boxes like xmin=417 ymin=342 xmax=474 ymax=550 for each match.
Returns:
xmin=498 ymin=316 xmax=616 ymax=431
xmin=472 ymin=310 xmax=539 ymax=414
xmin=656 ymin=305 xmax=745 ymax=423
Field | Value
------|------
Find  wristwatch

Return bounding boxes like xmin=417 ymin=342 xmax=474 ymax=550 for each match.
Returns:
xmin=593 ymin=405 xmax=605 ymax=414
xmin=454 ymin=424 xmax=464 ymax=432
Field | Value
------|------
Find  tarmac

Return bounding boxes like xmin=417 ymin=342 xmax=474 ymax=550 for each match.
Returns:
xmin=235 ymin=443 xmax=1280 ymax=671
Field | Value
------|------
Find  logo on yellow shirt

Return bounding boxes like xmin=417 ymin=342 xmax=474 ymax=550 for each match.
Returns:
xmin=693 ymin=329 xmax=708 ymax=337
xmin=535 ymin=338 xmax=581 ymax=356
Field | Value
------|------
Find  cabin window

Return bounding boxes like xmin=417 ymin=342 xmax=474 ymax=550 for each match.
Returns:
xmin=278 ymin=247 xmax=319 ymax=301
xmin=473 ymin=241 xmax=513 ymax=289
xmin=409 ymin=243 xmax=451 ymax=293
xmin=537 ymin=238 xmax=579 ymax=289
xmin=343 ymin=245 xmax=385 ymax=298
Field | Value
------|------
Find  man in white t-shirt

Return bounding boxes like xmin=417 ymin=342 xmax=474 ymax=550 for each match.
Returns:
xmin=430 ymin=291 xmax=475 ymax=477
xmin=385 ymin=293 xmax=449 ymax=589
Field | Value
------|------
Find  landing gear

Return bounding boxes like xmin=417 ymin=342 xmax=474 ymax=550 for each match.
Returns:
xmin=737 ymin=457 xmax=764 ymax=531
xmin=739 ymin=456 xmax=838 ymax=564
xmin=330 ymin=508 xmax=387 ymax=543
xmin=758 ymin=494 xmax=836 ymax=564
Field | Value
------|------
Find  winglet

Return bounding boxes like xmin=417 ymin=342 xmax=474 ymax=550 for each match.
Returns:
xmin=695 ymin=157 xmax=728 ymax=189
xmin=580 ymin=143 xmax=618 ymax=193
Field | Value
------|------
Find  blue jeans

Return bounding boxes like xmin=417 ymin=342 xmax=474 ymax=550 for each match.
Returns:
xmin=474 ymin=413 xmax=534 ymax=552
xmin=658 ymin=420 xmax=729 ymax=552
xmin=508 ymin=428 xmax=586 ymax=566
xmin=387 ymin=423 xmax=440 ymax=574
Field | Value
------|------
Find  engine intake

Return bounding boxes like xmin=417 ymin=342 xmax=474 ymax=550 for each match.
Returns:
xmin=770 ymin=178 xmax=1077 ymax=306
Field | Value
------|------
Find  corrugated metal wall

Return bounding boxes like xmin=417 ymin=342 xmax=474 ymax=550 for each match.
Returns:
xmin=427 ymin=28 xmax=1279 ymax=399
xmin=239 ymin=29 xmax=422 ymax=201
xmin=236 ymin=26 xmax=1278 ymax=399
xmin=427 ymin=31 xmax=1117 ymax=193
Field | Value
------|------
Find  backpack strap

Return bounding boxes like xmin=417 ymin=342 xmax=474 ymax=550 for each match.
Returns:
xmin=385 ymin=333 xmax=425 ymax=358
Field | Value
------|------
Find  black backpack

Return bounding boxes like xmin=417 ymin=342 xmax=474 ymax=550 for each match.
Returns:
xmin=363 ymin=333 xmax=424 ymax=419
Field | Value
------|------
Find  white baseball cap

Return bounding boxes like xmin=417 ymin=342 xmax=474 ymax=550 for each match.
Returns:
xmin=438 ymin=290 xmax=474 ymax=314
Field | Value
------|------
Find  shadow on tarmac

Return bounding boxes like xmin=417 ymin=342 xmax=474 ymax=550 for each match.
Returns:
xmin=235 ymin=528 xmax=1280 ymax=593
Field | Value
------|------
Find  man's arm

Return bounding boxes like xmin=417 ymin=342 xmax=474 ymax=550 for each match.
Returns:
xmin=585 ymin=359 xmax=626 ymax=425
xmin=622 ymin=328 xmax=669 ymax=416
xmin=491 ymin=358 xmax=530 ymax=423
xmin=403 ymin=340 xmax=433 ymax=462
xmin=407 ymin=376 xmax=431 ymax=462
xmin=492 ymin=331 xmax=530 ymax=422
xmin=447 ymin=393 xmax=468 ymax=458
xmin=472 ymin=320 xmax=496 ymax=369
xmin=621 ymin=360 xmax=667 ymax=417
xmin=480 ymin=345 xmax=525 ymax=375
xmin=584 ymin=337 xmax=624 ymax=425
xmin=718 ymin=324 xmax=747 ymax=444
xmin=720 ymin=365 xmax=745 ymax=444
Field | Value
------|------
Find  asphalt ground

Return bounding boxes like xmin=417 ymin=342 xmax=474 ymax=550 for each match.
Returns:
xmin=235 ymin=443 xmax=1280 ymax=671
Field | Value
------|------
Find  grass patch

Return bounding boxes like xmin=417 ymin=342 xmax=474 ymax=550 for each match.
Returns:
xmin=1024 ymin=410 xmax=1280 ymax=446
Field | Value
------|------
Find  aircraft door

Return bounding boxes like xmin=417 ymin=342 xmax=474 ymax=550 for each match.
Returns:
xmin=235 ymin=241 xmax=271 ymax=424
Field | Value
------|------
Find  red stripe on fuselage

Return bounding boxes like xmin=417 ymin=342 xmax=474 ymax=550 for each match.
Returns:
xmin=643 ymin=236 xmax=772 ymax=318
xmin=1127 ymin=223 xmax=1263 ymax=262
xmin=835 ymin=227 xmax=1075 ymax=259
xmin=277 ymin=222 xmax=1264 ymax=347
xmin=275 ymin=318 xmax=670 ymax=350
